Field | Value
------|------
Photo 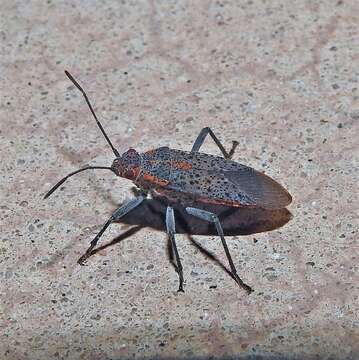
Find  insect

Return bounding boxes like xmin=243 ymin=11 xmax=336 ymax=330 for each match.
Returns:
xmin=45 ymin=71 xmax=292 ymax=294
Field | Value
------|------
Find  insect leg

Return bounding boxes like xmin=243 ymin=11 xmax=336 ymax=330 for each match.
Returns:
xmin=191 ymin=127 xmax=239 ymax=159
xmin=78 ymin=195 xmax=144 ymax=265
xmin=166 ymin=206 xmax=184 ymax=292
xmin=185 ymin=207 xmax=253 ymax=294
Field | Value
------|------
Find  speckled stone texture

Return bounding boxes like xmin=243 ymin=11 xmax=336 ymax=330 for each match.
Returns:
xmin=1 ymin=1 xmax=358 ymax=359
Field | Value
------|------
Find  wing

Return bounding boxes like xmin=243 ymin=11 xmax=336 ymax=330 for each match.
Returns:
xmin=220 ymin=167 xmax=292 ymax=209
xmin=163 ymin=150 xmax=292 ymax=209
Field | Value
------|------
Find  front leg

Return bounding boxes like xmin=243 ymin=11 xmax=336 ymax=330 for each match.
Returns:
xmin=78 ymin=195 xmax=145 ymax=264
xmin=191 ymin=127 xmax=239 ymax=159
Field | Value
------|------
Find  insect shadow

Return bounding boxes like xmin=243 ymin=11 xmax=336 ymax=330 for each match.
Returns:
xmin=119 ymin=196 xmax=292 ymax=236
xmin=89 ymin=195 xmax=292 ymax=277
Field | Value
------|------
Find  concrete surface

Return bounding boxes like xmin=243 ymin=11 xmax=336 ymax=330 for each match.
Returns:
xmin=1 ymin=1 xmax=358 ymax=359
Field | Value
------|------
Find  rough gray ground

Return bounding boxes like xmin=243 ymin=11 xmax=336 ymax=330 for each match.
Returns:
xmin=1 ymin=1 xmax=358 ymax=359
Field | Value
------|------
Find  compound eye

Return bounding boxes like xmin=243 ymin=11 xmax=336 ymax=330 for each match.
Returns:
xmin=111 ymin=158 xmax=123 ymax=175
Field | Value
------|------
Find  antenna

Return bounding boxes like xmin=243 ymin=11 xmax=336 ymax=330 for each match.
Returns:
xmin=65 ymin=70 xmax=120 ymax=158
xmin=44 ymin=166 xmax=114 ymax=199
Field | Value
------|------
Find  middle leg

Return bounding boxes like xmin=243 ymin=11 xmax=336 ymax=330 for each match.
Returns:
xmin=166 ymin=206 xmax=184 ymax=292
xmin=191 ymin=127 xmax=239 ymax=159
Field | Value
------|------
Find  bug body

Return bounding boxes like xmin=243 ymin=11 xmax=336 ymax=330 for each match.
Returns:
xmin=114 ymin=147 xmax=291 ymax=209
xmin=45 ymin=71 xmax=292 ymax=294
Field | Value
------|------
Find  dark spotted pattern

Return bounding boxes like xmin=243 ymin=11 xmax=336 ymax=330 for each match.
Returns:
xmin=135 ymin=147 xmax=291 ymax=209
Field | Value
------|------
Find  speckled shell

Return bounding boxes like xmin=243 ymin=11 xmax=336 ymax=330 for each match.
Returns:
xmin=136 ymin=147 xmax=292 ymax=210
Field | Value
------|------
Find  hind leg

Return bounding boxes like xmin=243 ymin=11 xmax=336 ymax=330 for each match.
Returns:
xmin=186 ymin=206 xmax=253 ymax=294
